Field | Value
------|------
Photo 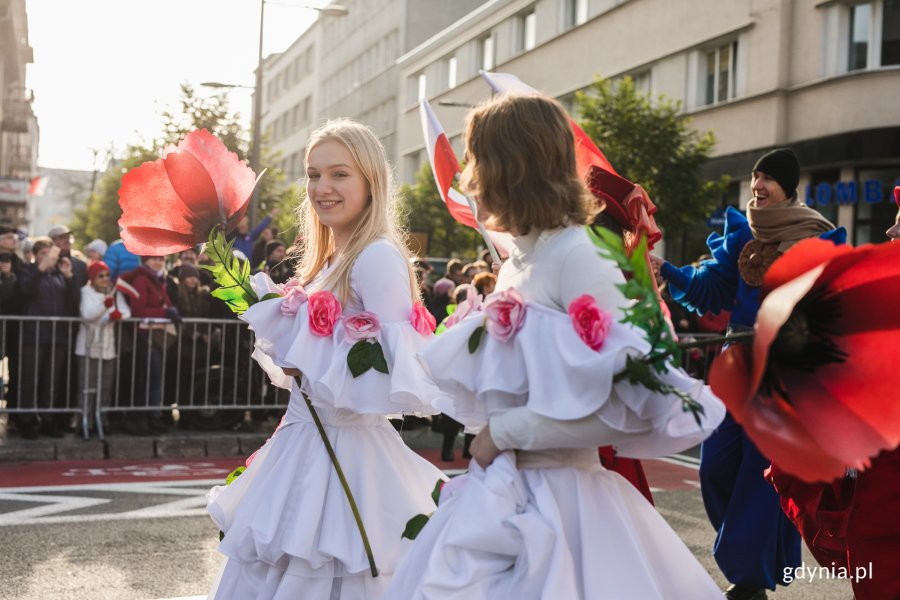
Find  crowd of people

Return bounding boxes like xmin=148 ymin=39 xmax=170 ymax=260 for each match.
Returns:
xmin=0 ymin=209 xmax=301 ymax=439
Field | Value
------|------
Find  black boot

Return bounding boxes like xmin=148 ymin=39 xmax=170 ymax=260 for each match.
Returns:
xmin=724 ymin=584 xmax=767 ymax=600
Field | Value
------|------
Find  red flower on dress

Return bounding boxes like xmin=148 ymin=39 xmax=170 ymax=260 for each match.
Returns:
xmin=118 ymin=129 xmax=263 ymax=255
xmin=568 ymin=294 xmax=613 ymax=351
xmin=410 ymin=303 xmax=436 ymax=336
xmin=709 ymin=238 xmax=900 ymax=482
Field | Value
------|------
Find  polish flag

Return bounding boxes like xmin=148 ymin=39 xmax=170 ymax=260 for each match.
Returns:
xmin=479 ymin=71 xmax=634 ymax=229
xmin=114 ymin=278 xmax=141 ymax=301
xmin=419 ymin=99 xmax=510 ymax=258
xmin=28 ymin=175 xmax=49 ymax=196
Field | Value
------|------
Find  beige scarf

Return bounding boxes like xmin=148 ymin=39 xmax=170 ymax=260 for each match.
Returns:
xmin=747 ymin=198 xmax=835 ymax=252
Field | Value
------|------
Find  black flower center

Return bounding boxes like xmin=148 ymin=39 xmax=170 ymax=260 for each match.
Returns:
xmin=763 ymin=287 xmax=848 ymax=403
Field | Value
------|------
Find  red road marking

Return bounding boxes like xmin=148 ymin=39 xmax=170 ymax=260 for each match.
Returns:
xmin=0 ymin=452 xmax=696 ymax=489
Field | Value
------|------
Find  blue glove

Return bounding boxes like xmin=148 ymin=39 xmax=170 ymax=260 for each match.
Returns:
xmin=165 ymin=306 xmax=183 ymax=324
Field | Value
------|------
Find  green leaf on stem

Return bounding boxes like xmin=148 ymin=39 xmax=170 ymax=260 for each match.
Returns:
xmin=260 ymin=293 xmax=283 ymax=302
xmin=468 ymin=325 xmax=486 ymax=354
xmin=431 ymin=479 xmax=444 ymax=505
xmin=225 ymin=465 xmax=246 ymax=486
xmin=200 ymin=227 xmax=258 ymax=315
xmin=348 ymin=340 xmax=375 ymax=377
xmin=401 ymin=513 xmax=431 ymax=541
xmin=372 ymin=342 xmax=389 ymax=374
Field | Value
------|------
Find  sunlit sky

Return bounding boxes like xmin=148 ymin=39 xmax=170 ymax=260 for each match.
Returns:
xmin=27 ymin=0 xmax=326 ymax=171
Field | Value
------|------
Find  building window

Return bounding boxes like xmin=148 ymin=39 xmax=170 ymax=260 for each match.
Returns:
xmin=882 ymin=0 xmax=900 ymax=65
xmin=517 ymin=8 xmax=537 ymax=52
xmin=565 ymin=0 xmax=589 ymax=28
xmin=446 ymin=55 xmax=458 ymax=89
xmin=631 ymin=70 xmax=651 ymax=95
xmin=479 ymin=34 xmax=495 ymax=71
xmin=849 ymin=2 xmax=872 ymax=70
xmin=703 ymin=40 xmax=737 ymax=105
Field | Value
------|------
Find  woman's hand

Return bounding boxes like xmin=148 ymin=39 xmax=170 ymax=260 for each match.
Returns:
xmin=282 ymin=367 xmax=302 ymax=377
xmin=470 ymin=423 xmax=502 ymax=468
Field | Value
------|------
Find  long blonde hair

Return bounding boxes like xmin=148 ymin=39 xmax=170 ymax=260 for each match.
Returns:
xmin=293 ymin=118 xmax=418 ymax=306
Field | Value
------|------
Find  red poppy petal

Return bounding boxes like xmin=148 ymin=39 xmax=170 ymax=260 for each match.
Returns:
xmin=894 ymin=186 xmax=899 ymax=207
xmin=162 ymin=149 xmax=220 ymax=223
xmin=819 ymin=241 xmax=900 ymax=300
xmin=762 ymin=239 xmax=852 ymax=296
xmin=813 ymin=331 xmax=900 ymax=448
xmin=118 ymin=159 xmax=197 ymax=234
xmin=177 ymin=129 xmax=258 ymax=220
xmin=709 ymin=344 xmax=754 ymax=414
xmin=120 ymin=227 xmax=199 ymax=256
xmin=779 ymin=367 xmax=887 ymax=470
xmin=833 ymin=277 xmax=900 ymax=334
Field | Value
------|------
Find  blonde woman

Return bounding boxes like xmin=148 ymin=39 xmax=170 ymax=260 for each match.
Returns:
xmin=207 ymin=119 xmax=445 ymax=599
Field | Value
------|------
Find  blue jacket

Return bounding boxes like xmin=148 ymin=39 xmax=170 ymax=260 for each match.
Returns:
xmin=106 ymin=239 xmax=141 ymax=280
xmin=661 ymin=207 xmax=846 ymax=327
xmin=228 ymin=216 xmax=272 ymax=260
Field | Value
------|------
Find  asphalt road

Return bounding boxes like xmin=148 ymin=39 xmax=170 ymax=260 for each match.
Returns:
xmin=0 ymin=455 xmax=854 ymax=600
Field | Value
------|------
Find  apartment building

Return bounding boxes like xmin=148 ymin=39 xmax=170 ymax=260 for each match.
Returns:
xmin=259 ymin=0 xmax=486 ymax=181
xmin=397 ymin=0 xmax=900 ymax=254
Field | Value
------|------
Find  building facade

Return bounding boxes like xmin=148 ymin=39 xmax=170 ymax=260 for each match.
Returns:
xmin=396 ymin=0 xmax=900 ymax=257
xmin=259 ymin=0 xmax=487 ymax=183
xmin=0 ymin=0 xmax=38 ymax=228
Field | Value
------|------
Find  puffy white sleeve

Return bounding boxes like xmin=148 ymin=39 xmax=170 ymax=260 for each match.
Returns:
xmin=556 ymin=240 xmax=628 ymax=319
xmin=350 ymin=239 xmax=413 ymax=322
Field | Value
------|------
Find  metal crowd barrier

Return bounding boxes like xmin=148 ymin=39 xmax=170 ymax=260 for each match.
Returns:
xmin=0 ymin=316 xmax=289 ymax=440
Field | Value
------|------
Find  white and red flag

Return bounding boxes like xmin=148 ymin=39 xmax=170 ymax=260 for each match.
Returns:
xmin=28 ymin=175 xmax=49 ymax=197
xmin=419 ymin=98 xmax=510 ymax=260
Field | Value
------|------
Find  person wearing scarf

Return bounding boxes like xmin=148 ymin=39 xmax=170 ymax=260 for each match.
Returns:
xmin=650 ymin=148 xmax=846 ymax=600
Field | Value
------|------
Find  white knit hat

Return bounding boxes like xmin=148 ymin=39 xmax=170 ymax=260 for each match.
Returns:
xmin=85 ymin=239 xmax=108 ymax=257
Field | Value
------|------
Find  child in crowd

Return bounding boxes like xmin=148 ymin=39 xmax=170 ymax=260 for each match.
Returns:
xmin=207 ymin=119 xmax=445 ymax=599
xmin=75 ymin=261 xmax=130 ymax=435
xmin=387 ymin=94 xmax=726 ymax=599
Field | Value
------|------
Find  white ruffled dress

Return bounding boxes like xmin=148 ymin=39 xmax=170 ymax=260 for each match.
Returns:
xmin=207 ymin=240 xmax=445 ymax=600
xmin=386 ymin=226 xmax=727 ymax=599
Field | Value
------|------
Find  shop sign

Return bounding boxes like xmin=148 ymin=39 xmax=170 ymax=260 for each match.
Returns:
xmin=0 ymin=178 xmax=28 ymax=203
xmin=805 ymin=178 xmax=900 ymax=207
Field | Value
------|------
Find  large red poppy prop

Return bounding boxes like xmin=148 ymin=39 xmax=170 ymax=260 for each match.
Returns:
xmin=710 ymin=238 xmax=900 ymax=482
xmin=118 ymin=129 xmax=263 ymax=255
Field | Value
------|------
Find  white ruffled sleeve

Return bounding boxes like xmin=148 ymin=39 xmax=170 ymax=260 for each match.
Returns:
xmin=349 ymin=239 xmax=413 ymax=321
xmin=241 ymin=241 xmax=442 ymax=415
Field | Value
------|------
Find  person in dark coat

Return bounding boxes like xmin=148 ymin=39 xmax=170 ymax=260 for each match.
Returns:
xmin=17 ymin=237 xmax=81 ymax=438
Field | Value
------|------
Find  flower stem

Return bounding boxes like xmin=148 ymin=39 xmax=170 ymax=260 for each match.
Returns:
xmin=297 ymin=379 xmax=378 ymax=578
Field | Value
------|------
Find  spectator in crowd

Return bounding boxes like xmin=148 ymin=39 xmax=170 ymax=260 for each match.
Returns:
xmin=104 ymin=238 xmax=140 ymax=280
xmin=126 ymin=255 xmax=182 ymax=435
xmin=227 ymin=207 xmax=281 ymax=259
xmin=174 ymin=263 xmax=212 ymax=319
xmin=1 ymin=227 xmax=27 ymax=436
xmin=0 ymin=251 xmax=15 ymax=304
xmin=445 ymin=258 xmax=467 ymax=285
xmin=252 ymin=226 xmax=279 ymax=270
xmin=411 ymin=257 xmax=434 ymax=305
xmin=21 ymin=238 xmax=34 ymax=264
xmin=48 ymin=225 xmax=87 ymax=287
xmin=472 ymin=271 xmax=496 ymax=297
xmin=17 ymin=237 xmax=81 ymax=438
xmin=168 ymin=247 xmax=213 ymax=299
xmin=427 ymin=277 xmax=454 ymax=324
xmin=84 ymin=239 xmax=108 ymax=265
xmin=76 ymin=261 xmax=130 ymax=436
xmin=0 ymin=226 xmax=22 ymax=308
xmin=264 ymin=239 xmax=292 ymax=285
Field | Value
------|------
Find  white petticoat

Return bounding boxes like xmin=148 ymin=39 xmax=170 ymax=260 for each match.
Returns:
xmin=207 ymin=403 xmax=445 ymax=599
xmin=422 ymin=302 xmax=725 ymax=457
xmin=242 ymin=294 xmax=442 ymax=417
xmin=386 ymin=452 xmax=722 ymax=599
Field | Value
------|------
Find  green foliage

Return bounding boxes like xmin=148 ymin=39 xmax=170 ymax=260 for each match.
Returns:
xmin=347 ymin=340 xmax=390 ymax=377
xmin=431 ymin=479 xmax=444 ymax=505
xmin=398 ymin=162 xmax=483 ymax=258
xmin=225 ymin=465 xmax=246 ymax=486
xmin=587 ymin=226 xmax=706 ymax=427
xmin=202 ymin=228 xmax=258 ymax=315
xmin=576 ymin=76 xmax=730 ymax=236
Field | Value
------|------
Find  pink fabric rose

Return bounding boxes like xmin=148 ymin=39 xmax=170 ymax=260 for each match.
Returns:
xmin=307 ymin=290 xmax=342 ymax=336
xmin=445 ymin=287 xmax=483 ymax=329
xmin=483 ymin=288 xmax=526 ymax=342
xmin=344 ymin=311 xmax=382 ymax=341
xmin=280 ymin=278 xmax=308 ymax=317
xmin=568 ymin=294 xmax=613 ymax=351
xmin=410 ymin=302 xmax=436 ymax=336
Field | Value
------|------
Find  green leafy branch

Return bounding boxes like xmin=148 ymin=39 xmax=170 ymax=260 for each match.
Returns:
xmin=402 ymin=479 xmax=445 ymax=540
xmin=587 ymin=225 xmax=706 ymax=426
xmin=200 ymin=226 xmax=258 ymax=315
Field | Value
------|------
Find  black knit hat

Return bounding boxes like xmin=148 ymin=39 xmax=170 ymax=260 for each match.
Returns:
xmin=753 ymin=148 xmax=800 ymax=199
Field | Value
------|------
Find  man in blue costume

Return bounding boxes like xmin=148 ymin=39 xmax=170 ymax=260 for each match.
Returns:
xmin=650 ymin=149 xmax=846 ymax=600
